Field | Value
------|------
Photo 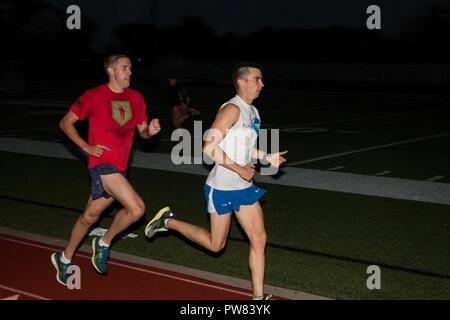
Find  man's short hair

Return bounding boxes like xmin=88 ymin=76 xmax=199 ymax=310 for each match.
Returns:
xmin=104 ymin=53 xmax=130 ymax=73
xmin=232 ymin=62 xmax=261 ymax=89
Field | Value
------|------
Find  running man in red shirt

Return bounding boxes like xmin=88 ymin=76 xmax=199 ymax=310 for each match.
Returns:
xmin=51 ymin=53 xmax=161 ymax=286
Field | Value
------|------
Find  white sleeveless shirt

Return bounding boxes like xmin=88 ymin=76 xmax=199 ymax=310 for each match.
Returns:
xmin=205 ymin=95 xmax=261 ymax=190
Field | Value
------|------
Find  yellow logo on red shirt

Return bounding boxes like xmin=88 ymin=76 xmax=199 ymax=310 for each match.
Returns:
xmin=111 ymin=101 xmax=132 ymax=126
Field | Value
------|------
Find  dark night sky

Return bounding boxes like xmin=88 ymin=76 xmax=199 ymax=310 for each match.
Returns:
xmin=39 ymin=0 xmax=449 ymax=52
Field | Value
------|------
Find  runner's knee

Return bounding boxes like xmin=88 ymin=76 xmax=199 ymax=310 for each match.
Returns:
xmin=249 ymin=230 xmax=267 ymax=251
xmin=210 ymin=239 xmax=226 ymax=253
xmin=128 ymin=199 xmax=145 ymax=221
xmin=80 ymin=212 xmax=100 ymax=226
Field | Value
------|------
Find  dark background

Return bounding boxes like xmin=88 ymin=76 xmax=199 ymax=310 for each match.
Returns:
xmin=1 ymin=0 xmax=450 ymax=92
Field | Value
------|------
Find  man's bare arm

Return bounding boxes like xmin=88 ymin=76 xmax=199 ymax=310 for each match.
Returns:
xmin=203 ymin=104 xmax=255 ymax=181
xmin=59 ymin=111 xmax=110 ymax=157
xmin=137 ymin=118 xmax=161 ymax=140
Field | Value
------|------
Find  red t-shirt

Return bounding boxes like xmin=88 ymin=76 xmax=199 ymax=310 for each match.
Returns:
xmin=69 ymin=84 xmax=148 ymax=171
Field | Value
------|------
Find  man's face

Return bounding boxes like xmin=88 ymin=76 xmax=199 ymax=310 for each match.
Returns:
xmin=241 ymin=67 xmax=264 ymax=99
xmin=110 ymin=58 xmax=132 ymax=89
xmin=168 ymin=78 xmax=177 ymax=86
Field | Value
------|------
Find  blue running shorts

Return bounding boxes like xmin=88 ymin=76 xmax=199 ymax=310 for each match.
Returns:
xmin=203 ymin=184 xmax=267 ymax=215
xmin=89 ymin=164 xmax=126 ymax=200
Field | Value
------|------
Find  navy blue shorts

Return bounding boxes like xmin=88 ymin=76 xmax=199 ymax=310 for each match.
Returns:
xmin=89 ymin=164 xmax=126 ymax=200
xmin=203 ymin=184 xmax=266 ymax=215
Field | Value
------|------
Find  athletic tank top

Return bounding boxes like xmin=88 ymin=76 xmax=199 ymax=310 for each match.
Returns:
xmin=205 ymin=95 xmax=261 ymax=190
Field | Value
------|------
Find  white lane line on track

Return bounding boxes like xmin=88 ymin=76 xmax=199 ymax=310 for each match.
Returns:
xmin=287 ymin=132 xmax=450 ymax=166
xmin=0 ymin=236 xmax=252 ymax=298
xmin=0 ymin=284 xmax=50 ymax=300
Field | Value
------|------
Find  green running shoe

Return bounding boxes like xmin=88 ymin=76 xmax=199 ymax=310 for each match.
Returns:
xmin=50 ymin=252 xmax=71 ymax=286
xmin=91 ymin=236 xmax=110 ymax=274
xmin=253 ymin=294 xmax=273 ymax=300
xmin=145 ymin=206 xmax=173 ymax=238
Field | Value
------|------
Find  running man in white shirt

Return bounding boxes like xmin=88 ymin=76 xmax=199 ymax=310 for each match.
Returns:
xmin=145 ymin=63 xmax=287 ymax=300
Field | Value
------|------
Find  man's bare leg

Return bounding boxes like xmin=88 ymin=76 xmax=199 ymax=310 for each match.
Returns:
xmin=64 ymin=195 xmax=114 ymax=259
xmin=167 ymin=212 xmax=232 ymax=252
xmin=100 ymin=173 xmax=145 ymax=245
xmin=234 ymin=202 xmax=267 ymax=298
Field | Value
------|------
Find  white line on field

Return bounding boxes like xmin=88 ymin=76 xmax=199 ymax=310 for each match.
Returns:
xmin=327 ymin=166 xmax=345 ymax=171
xmin=374 ymin=170 xmax=391 ymax=176
xmin=1 ymin=133 xmax=19 ymax=137
xmin=273 ymin=107 xmax=449 ymax=129
xmin=0 ymin=127 xmax=58 ymax=134
xmin=427 ymin=176 xmax=444 ymax=182
xmin=287 ymin=132 xmax=450 ymax=166
xmin=335 ymin=130 xmax=363 ymax=134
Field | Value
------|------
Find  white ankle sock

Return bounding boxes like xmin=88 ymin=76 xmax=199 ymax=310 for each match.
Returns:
xmin=99 ymin=237 xmax=110 ymax=247
xmin=164 ymin=218 xmax=171 ymax=229
xmin=60 ymin=252 xmax=71 ymax=264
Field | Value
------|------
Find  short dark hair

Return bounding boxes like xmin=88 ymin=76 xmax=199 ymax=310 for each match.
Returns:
xmin=232 ymin=62 xmax=261 ymax=89
xmin=104 ymin=53 xmax=130 ymax=72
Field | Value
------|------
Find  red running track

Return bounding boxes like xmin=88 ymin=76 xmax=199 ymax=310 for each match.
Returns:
xmin=0 ymin=233 xmax=277 ymax=300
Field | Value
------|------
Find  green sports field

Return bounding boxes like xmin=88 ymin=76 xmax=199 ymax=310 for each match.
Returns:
xmin=1 ymin=150 xmax=450 ymax=299
xmin=1 ymin=81 xmax=450 ymax=299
